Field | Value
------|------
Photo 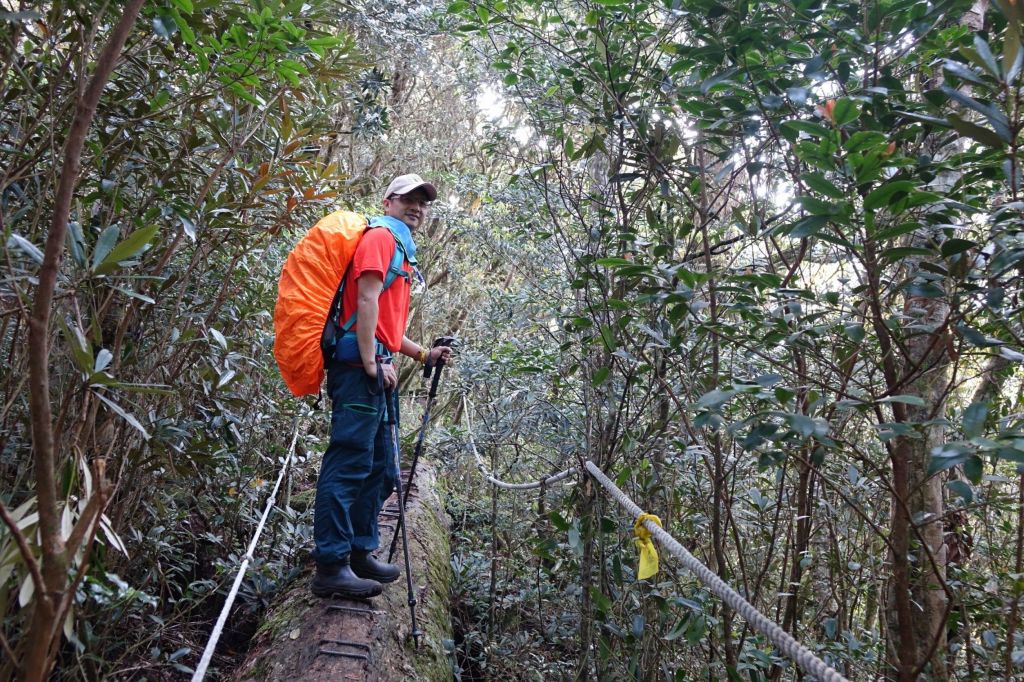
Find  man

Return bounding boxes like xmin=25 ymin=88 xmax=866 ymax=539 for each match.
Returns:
xmin=311 ymin=173 xmax=452 ymax=598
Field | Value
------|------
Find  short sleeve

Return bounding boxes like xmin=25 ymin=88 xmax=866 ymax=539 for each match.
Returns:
xmin=350 ymin=228 xmax=395 ymax=281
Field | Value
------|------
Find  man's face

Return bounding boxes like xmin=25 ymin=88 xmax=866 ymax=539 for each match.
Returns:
xmin=383 ymin=188 xmax=431 ymax=230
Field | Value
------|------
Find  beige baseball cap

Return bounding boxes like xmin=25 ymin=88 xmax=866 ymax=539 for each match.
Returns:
xmin=383 ymin=173 xmax=437 ymax=201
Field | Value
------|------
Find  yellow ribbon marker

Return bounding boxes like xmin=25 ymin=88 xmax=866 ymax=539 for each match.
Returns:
xmin=633 ymin=513 xmax=663 ymax=580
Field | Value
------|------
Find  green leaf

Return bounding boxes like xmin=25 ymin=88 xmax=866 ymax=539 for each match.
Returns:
xmin=91 ymin=226 xmax=120 ymax=270
xmin=589 ymin=587 xmax=612 ymax=614
xmin=7 ymin=233 xmax=43 ymax=264
xmin=789 ymin=414 xmax=817 ymax=437
xmin=796 ymin=195 xmax=839 ymax=216
xmin=996 ymin=446 xmax=1024 ymax=464
xmin=972 ymin=35 xmax=1002 ymax=77
xmin=775 ymin=387 xmax=795 ymax=404
xmin=549 ymin=511 xmax=571 ymax=531
xmin=864 ymin=181 xmax=917 ymax=211
xmin=58 ymin=317 xmax=93 ymax=375
xmin=963 ymin=402 xmax=987 ymax=439
xmin=599 ymin=325 xmax=615 ymax=352
xmin=844 ymin=323 xmax=865 ymax=343
xmin=947 ymin=113 xmax=1007 ymax=148
xmin=941 ymin=87 xmax=1012 ymax=141
xmin=210 ymin=328 xmax=228 ymax=351
xmin=896 ymin=110 xmax=952 ymax=128
xmin=878 ymin=395 xmax=927 ymax=407
xmin=595 ymin=257 xmax=633 ymax=267
xmin=905 ymin=281 xmax=945 ymax=298
xmin=787 ymin=215 xmax=829 ymax=238
xmin=700 ymin=67 xmax=741 ymax=94
xmin=964 ymin=455 xmax=983 ymax=483
xmin=94 ymin=349 xmax=113 ymax=373
xmin=66 ymin=221 xmax=86 ymax=267
xmin=94 ymin=225 xmax=159 ymax=275
xmin=946 ymin=480 xmax=973 ymax=503
xmin=957 ymin=322 xmax=1003 ymax=347
xmin=941 ymin=238 xmax=977 ymax=257
xmin=178 ymin=215 xmax=197 ymax=241
xmin=112 ymin=286 xmax=156 ymax=305
xmin=664 ymin=618 xmax=689 ymax=642
xmin=696 ymin=389 xmax=736 ymax=409
xmin=928 ymin=451 xmax=967 ymax=475
xmin=170 ymin=8 xmax=195 ymax=44
xmin=149 ymin=88 xmax=170 ymax=112
xmin=831 ymin=98 xmax=859 ymax=126
xmin=592 ymin=367 xmax=610 ymax=386
xmin=779 ymin=120 xmax=830 ymax=141
xmin=94 ymin=392 xmax=150 ymax=440
xmin=216 ymin=369 xmax=236 ymax=389
xmin=943 ymin=60 xmax=987 ymax=86
xmin=800 ymin=172 xmax=844 ymax=199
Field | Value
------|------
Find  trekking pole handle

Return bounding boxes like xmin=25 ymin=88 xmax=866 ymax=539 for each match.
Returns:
xmin=368 ymin=359 xmax=385 ymax=396
xmin=423 ymin=336 xmax=456 ymax=378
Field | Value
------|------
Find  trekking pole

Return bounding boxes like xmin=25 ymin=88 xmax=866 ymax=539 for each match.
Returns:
xmin=383 ymin=361 xmax=424 ymax=649
xmin=387 ymin=336 xmax=455 ymax=563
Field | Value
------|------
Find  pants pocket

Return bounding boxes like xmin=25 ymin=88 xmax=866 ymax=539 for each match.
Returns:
xmin=328 ymin=368 xmax=382 ymax=451
xmin=342 ymin=402 xmax=378 ymax=414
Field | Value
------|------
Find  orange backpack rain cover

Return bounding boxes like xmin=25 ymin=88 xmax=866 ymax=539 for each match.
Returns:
xmin=274 ymin=211 xmax=368 ymax=396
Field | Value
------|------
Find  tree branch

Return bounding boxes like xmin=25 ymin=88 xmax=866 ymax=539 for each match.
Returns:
xmin=23 ymin=2 xmax=146 ymax=679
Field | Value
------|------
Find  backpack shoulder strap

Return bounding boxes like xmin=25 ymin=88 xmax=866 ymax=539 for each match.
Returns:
xmin=337 ymin=228 xmax=409 ymax=334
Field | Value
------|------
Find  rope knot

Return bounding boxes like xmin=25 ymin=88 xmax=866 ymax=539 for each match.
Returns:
xmin=633 ymin=512 xmax=662 ymax=580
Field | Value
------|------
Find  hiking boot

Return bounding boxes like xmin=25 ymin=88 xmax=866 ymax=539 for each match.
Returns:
xmin=350 ymin=549 xmax=401 ymax=583
xmin=311 ymin=559 xmax=383 ymax=599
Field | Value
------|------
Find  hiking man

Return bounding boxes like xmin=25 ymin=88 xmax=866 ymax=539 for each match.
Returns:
xmin=311 ymin=174 xmax=452 ymax=599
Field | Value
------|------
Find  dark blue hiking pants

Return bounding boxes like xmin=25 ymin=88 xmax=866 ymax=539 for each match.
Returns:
xmin=311 ymin=361 xmax=398 ymax=565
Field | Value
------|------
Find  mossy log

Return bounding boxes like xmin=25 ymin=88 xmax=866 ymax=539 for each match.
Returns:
xmin=234 ymin=462 xmax=453 ymax=681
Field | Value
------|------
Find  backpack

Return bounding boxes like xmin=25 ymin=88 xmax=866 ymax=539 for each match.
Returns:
xmin=273 ymin=210 xmax=407 ymax=397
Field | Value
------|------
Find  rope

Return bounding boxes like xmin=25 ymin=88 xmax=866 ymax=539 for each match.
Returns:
xmin=191 ymin=417 xmax=302 ymax=682
xmin=460 ymin=394 xmax=847 ymax=679
xmin=585 ymin=461 xmax=849 ymax=682
xmin=463 ymin=396 xmax=575 ymax=490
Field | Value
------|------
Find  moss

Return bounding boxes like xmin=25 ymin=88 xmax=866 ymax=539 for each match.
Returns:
xmin=288 ymin=488 xmax=316 ymax=512
xmin=252 ymin=584 xmax=309 ymax=641
xmin=410 ymin=491 xmax=456 ymax=681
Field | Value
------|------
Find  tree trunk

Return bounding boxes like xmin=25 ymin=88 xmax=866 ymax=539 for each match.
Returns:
xmin=234 ymin=463 xmax=454 ymax=681
xmin=21 ymin=3 xmax=145 ymax=679
xmin=884 ymin=290 xmax=952 ymax=682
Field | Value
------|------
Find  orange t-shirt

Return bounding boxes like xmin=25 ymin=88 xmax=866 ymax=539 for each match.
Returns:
xmin=341 ymin=228 xmax=412 ymax=352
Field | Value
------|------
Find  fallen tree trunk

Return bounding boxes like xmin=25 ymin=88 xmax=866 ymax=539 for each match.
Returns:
xmin=234 ymin=462 xmax=453 ymax=681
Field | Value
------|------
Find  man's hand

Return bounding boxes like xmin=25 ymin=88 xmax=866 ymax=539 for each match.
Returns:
xmin=427 ymin=345 xmax=453 ymax=366
xmin=364 ymin=359 xmax=398 ymax=390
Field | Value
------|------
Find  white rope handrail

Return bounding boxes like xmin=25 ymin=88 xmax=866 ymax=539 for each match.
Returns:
xmin=191 ymin=418 xmax=302 ymax=681
xmin=585 ymin=461 xmax=849 ymax=682
xmin=463 ymin=395 xmax=575 ymax=490
xmin=459 ymin=391 xmax=848 ymax=679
